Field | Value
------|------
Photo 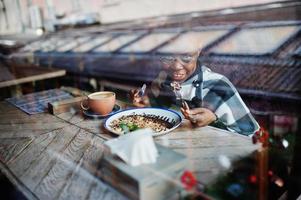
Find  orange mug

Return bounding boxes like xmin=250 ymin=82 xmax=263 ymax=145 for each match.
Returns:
xmin=81 ymin=91 xmax=116 ymax=115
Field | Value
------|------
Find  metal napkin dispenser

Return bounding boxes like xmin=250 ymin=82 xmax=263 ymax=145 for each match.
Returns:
xmin=98 ymin=144 xmax=187 ymax=200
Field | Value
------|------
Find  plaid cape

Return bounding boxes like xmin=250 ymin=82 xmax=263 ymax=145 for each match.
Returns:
xmin=150 ymin=65 xmax=259 ymax=136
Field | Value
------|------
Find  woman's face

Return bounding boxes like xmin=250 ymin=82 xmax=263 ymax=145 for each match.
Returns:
xmin=161 ymin=51 xmax=199 ymax=82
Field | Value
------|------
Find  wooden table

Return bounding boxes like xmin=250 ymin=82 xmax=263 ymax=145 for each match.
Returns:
xmin=0 ymin=64 xmax=66 ymax=88
xmin=0 ymin=100 xmax=259 ymax=200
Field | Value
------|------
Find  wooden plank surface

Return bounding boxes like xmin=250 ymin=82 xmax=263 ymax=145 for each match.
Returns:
xmin=57 ymin=136 xmax=127 ymax=200
xmin=8 ymin=131 xmax=57 ymax=177
xmin=18 ymin=125 xmax=80 ymax=190
xmin=33 ymin=128 xmax=93 ymax=199
xmin=56 ymin=111 xmax=117 ymax=140
xmin=57 ymin=136 xmax=104 ymax=200
xmin=57 ymin=109 xmax=258 ymax=186
xmin=56 ymin=110 xmax=85 ymax=124
xmin=0 ymin=102 xmax=67 ymax=138
xmin=0 ymin=137 xmax=33 ymax=163
xmin=156 ymin=124 xmax=258 ymax=184
xmin=0 ymin=99 xmax=259 ymax=199
xmin=56 ymin=105 xmax=259 ymax=185
xmin=0 ymin=102 xmax=127 ymax=200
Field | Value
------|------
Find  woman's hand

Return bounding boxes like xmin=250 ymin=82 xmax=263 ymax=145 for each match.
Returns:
xmin=130 ymin=89 xmax=150 ymax=107
xmin=181 ymin=102 xmax=217 ymax=127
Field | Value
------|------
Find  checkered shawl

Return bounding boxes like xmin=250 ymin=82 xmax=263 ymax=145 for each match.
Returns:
xmin=150 ymin=65 xmax=259 ymax=136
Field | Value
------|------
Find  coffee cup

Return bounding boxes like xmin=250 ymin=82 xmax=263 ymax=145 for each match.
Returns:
xmin=81 ymin=91 xmax=116 ymax=115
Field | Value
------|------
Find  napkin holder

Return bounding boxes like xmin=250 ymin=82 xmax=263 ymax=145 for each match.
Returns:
xmin=98 ymin=144 xmax=187 ymax=200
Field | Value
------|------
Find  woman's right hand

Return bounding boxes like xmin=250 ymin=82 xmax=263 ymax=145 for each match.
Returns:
xmin=130 ymin=89 xmax=150 ymax=107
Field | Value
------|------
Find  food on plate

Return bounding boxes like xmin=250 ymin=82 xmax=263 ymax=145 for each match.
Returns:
xmin=109 ymin=114 xmax=174 ymax=134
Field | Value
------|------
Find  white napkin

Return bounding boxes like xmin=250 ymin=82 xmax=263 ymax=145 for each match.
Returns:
xmin=104 ymin=128 xmax=158 ymax=166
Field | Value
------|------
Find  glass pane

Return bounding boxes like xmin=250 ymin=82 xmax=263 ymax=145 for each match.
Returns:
xmin=23 ymin=38 xmax=62 ymax=52
xmin=39 ymin=37 xmax=65 ymax=52
xmin=120 ymin=32 xmax=177 ymax=53
xmin=158 ymin=30 xmax=228 ymax=53
xmin=72 ymin=35 xmax=112 ymax=52
xmin=21 ymin=40 xmax=44 ymax=52
xmin=56 ymin=37 xmax=91 ymax=52
xmin=210 ymin=26 xmax=300 ymax=55
xmin=93 ymin=34 xmax=140 ymax=52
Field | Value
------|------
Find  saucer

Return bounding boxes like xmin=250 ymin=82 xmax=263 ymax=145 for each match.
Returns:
xmin=83 ymin=104 xmax=121 ymax=119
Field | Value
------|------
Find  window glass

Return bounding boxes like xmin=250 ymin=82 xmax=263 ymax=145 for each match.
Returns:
xmin=210 ymin=26 xmax=300 ymax=55
xmin=72 ymin=36 xmax=112 ymax=52
xmin=158 ymin=29 xmax=229 ymax=53
xmin=21 ymin=40 xmax=44 ymax=52
xmin=93 ymin=34 xmax=140 ymax=52
xmin=38 ymin=37 xmax=66 ymax=52
xmin=56 ymin=37 xmax=91 ymax=52
xmin=120 ymin=32 xmax=177 ymax=53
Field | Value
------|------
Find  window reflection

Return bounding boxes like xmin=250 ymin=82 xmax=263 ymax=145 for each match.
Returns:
xmin=93 ymin=34 xmax=141 ymax=52
xmin=120 ymin=32 xmax=177 ymax=52
xmin=158 ymin=29 xmax=229 ymax=53
xmin=56 ymin=37 xmax=91 ymax=52
xmin=210 ymin=26 xmax=300 ymax=55
xmin=72 ymin=36 xmax=112 ymax=52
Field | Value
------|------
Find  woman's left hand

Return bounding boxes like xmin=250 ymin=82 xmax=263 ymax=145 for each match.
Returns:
xmin=181 ymin=105 xmax=217 ymax=127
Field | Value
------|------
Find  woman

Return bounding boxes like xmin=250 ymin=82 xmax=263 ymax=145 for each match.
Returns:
xmin=131 ymin=50 xmax=259 ymax=136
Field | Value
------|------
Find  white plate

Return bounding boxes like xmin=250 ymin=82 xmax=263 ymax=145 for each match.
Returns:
xmin=104 ymin=107 xmax=182 ymax=137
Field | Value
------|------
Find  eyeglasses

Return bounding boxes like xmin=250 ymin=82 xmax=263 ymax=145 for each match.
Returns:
xmin=160 ymin=53 xmax=198 ymax=64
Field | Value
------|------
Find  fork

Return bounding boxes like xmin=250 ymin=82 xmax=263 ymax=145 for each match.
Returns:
xmin=138 ymin=84 xmax=147 ymax=97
